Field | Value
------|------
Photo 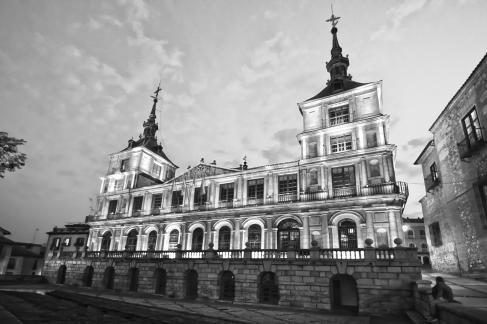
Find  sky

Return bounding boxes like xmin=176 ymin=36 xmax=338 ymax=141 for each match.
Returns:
xmin=0 ymin=0 xmax=485 ymax=244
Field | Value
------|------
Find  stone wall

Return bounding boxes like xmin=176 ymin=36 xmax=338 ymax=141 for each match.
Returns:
xmin=43 ymin=253 xmax=421 ymax=315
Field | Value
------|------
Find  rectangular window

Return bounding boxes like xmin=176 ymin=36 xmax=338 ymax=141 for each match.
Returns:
xmin=120 ymin=158 xmax=130 ymax=172
xmin=114 ymin=179 xmax=124 ymax=191
xmin=330 ymin=134 xmax=353 ymax=153
xmin=368 ymin=159 xmax=381 ymax=178
xmin=309 ymin=169 xmax=318 ymax=185
xmin=247 ymin=179 xmax=264 ymax=199
xmin=332 ymin=166 xmax=356 ymax=188
xmin=171 ymin=190 xmax=183 ymax=207
xmin=278 ymin=174 xmax=298 ymax=194
xmin=103 ymin=180 xmax=109 ymax=193
xmin=152 ymin=163 xmax=162 ymax=178
xmin=366 ymin=131 xmax=378 ymax=148
xmin=50 ymin=237 xmax=61 ymax=250
xmin=151 ymin=193 xmax=163 ymax=209
xmin=75 ymin=237 xmax=85 ymax=247
xmin=308 ymin=141 xmax=318 ymax=158
xmin=429 ymin=222 xmax=442 ymax=247
xmin=430 ymin=162 xmax=439 ymax=182
xmin=7 ymin=258 xmax=16 ymax=270
xmin=194 ymin=187 xmax=208 ymax=205
xmin=63 ymin=238 xmax=71 ymax=246
xmin=132 ymin=196 xmax=143 ymax=212
xmin=219 ymin=183 xmax=235 ymax=201
xmin=462 ymin=107 xmax=483 ymax=146
xmin=108 ymin=200 xmax=118 ymax=214
xmin=329 ymin=105 xmax=350 ymax=126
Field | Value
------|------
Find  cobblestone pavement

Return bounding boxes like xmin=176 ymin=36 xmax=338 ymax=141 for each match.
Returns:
xmin=0 ymin=284 xmax=411 ymax=324
xmin=422 ymin=272 xmax=487 ymax=310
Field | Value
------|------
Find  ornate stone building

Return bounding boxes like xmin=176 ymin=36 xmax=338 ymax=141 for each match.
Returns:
xmin=84 ymin=20 xmax=408 ymax=256
xmin=414 ymin=52 xmax=487 ymax=274
xmin=43 ymin=16 xmax=418 ymax=314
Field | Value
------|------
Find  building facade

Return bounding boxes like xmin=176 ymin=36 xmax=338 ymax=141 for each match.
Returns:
xmin=45 ymin=223 xmax=90 ymax=260
xmin=84 ymin=24 xmax=408 ymax=255
xmin=0 ymin=227 xmax=44 ymax=276
xmin=402 ymin=217 xmax=430 ymax=267
xmin=43 ymin=17 xmax=419 ymax=313
xmin=414 ymin=53 xmax=487 ymax=274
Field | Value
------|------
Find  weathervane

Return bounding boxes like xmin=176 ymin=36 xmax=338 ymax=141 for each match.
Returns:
xmin=326 ymin=3 xmax=340 ymax=28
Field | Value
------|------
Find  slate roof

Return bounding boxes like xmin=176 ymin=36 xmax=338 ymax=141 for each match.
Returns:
xmin=304 ymin=79 xmax=368 ymax=103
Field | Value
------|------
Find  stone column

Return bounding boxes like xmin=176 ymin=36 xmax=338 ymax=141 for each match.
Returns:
xmin=181 ymin=225 xmax=187 ymax=251
xmin=273 ymin=174 xmax=278 ymax=203
xmin=214 ymin=183 xmax=220 ymax=208
xmin=382 ymin=155 xmax=390 ymax=182
xmin=301 ymin=169 xmax=307 ymax=193
xmin=327 ymin=167 xmax=333 ymax=197
xmin=242 ymin=178 xmax=248 ymax=206
xmin=366 ymin=212 xmax=374 ymax=244
xmin=234 ymin=219 xmax=241 ymax=250
xmin=330 ymin=225 xmax=339 ymax=248
xmin=136 ymin=228 xmax=143 ymax=250
xmin=357 ymin=125 xmax=365 ymax=149
xmin=320 ymin=165 xmax=326 ymax=191
xmin=302 ymin=137 xmax=307 ymax=159
xmin=388 ymin=210 xmax=398 ymax=244
xmin=357 ymin=224 xmax=364 ymax=248
xmin=378 ymin=122 xmax=385 ymax=146
xmin=355 ymin=163 xmax=361 ymax=195
xmin=266 ymin=218 xmax=273 ymax=249
xmin=205 ymin=221 xmax=212 ymax=249
xmin=189 ymin=187 xmax=195 ymax=211
xmin=321 ymin=214 xmax=329 ymax=248
xmin=319 ymin=133 xmax=325 ymax=157
xmin=302 ymin=216 xmax=310 ymax=249
xmin=361 ymin=159 xmax=368 ymax=187
xmin=272 ymin=229 xmax=278 ymax=249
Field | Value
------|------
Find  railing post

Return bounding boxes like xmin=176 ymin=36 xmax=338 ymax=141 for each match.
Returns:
xmin=243 ymin=243 xmax=252 ymax=259
xmin=205 ymin=242 xmax=218 ymax=259
xmin=175 ymin=244 xmax=183 ymax=260
xmin=364 ymin=238 xmax=376 ymax=260
xmin=310 ymin=240 xmax=320 ymax=260
xmin=393 ymin=238 xmax=408 ymax=260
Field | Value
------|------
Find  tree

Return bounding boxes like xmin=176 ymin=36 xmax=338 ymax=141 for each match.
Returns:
xmin=0 ymin=132 xmax=27 ymax=178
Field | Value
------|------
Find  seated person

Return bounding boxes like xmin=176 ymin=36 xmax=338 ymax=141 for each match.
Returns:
xmin=432 ymin=276 xmax=454 ymax=302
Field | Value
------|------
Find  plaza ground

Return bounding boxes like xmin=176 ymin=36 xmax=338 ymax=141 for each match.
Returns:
xmin=1 ymin=271 xmax=486 ymax=324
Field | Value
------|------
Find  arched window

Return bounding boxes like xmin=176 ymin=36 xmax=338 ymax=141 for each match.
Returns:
xmin=100 ymin=232 xmax=111 ymax=251
xmin=125 ymin=229 xmax=138 ymax=251
xmin=169 ymin=229 xmax=179 ymax=250
xmin=407 ymin=230 xmax=414 ymax=238
xmin=409 ymin=243 xmax=416 ymax=248
xmin=278 ymin=219 xmax=300 ymax=250
xmin=248 ymin=224 xmax=261 ymax=249
xmin=147 ymin=231 xmax=157 ymax=251
xmin=192 ymin=228 xmax=204 ymax=251
xmin=218 ymin=226 xmax=231 ymax=250
xmin=338 ymin=220 xmax=357 ymax=249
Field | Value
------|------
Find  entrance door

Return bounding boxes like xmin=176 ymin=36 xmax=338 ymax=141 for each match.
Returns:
xmin=219 ymin=271 xmax=235 ymax=301
xmin=56 ymin=265 xmax=66 ymax=284
xmin=338 ymin=220 xmax=357 ymax=249
xmin=330 ymin=274 xmax=358 ymax=314
xmin=128 ymin=267 xmax=139 ymax=292
xmin=154 ymin=268 xmax=166 ymax=294
xmin=185 ymin=270 xmax=198 ymax=299
xmin=82 ymin=266 xmax=94 ymax=287
xmin=259 ymin=272 xmax=279 ymax=305
xmin=103 ymin=267 xmax=115 ymax=289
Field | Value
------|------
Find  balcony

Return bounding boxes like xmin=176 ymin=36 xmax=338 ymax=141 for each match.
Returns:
xmin=457 ymin=136 xmax=485 ymax=159
xmin=424 ymin=173 xmax=441 ymax=192
xmin=85 ymin=247 xmax=404 ymax=261
xmin=87 ymin=181 xmax=409 ymax=222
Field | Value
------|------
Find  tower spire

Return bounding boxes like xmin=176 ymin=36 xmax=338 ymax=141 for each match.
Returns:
xmin=141 ymin=83 xmax=162 ymax=149
xmin=325 ymin=7 xmax=350 ymax=85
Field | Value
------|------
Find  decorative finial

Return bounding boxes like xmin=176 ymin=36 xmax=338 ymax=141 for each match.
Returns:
xmin=151 ymin=80 xmax=162 ymax=101
xmin=326 ymin=3 xmax=341 ymax=28
xmin=200 ymin=157 xmax=205 ymax=163
xmin=243 ymin=155 xmax=247 ymax=163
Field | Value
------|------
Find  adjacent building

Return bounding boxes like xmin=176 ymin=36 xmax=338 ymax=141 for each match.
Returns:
xmin=414 ymin=52 xmax=487 ymax=274
xmin=402 ymin=217 xmax=430 ymax=267
xmin=45 ymin=223 xmax=90 ymax=259
xmin=0 ymin=227 xmax=44 ymax=276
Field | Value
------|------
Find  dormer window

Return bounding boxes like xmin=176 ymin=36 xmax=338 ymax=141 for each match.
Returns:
xmin=152 ymin=163 xmax=162 ymax=178
xmin=330 ymin=134 xmax=352 ymax=153
xmin=329 ymin=105 xmax=349 ymax=126
xmin=120 ymin=159 xmax=129 ymax=172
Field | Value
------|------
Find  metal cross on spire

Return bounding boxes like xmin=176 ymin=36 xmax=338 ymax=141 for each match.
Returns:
xmin=326 ymin=3 xmax=341 ymax=28
xmin=151 ymin=81 xmax=162 ymax=100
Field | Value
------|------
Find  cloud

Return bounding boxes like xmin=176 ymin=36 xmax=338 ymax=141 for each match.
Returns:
xmin=395 ymin=159 xmax=422 ymax=178
xmin=371 ymin=0 xmax=427 ymax=41
xmin=261 ymin=128 xmax=299 ymax=164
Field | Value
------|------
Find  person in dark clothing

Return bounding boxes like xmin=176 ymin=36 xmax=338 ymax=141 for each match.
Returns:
xmin=432 ymin=276 xmax=454 ymax=302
